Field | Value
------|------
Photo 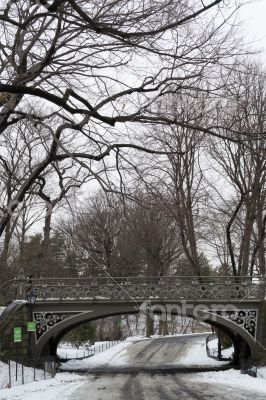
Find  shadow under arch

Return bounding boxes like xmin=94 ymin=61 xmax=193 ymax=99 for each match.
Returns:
xmin=34 ymin=305 xmax=259 ymax=365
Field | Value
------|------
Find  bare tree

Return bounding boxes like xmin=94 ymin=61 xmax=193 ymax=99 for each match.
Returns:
xmin=0 ymin=121 xmax=45 ymax=278
xmin=0 ymin=0 xmax=245 ymax=242
xmin=140 ymin=94 xmax=207 ymax=276
xmin=209 ymin=63 xmax=266 ymax=276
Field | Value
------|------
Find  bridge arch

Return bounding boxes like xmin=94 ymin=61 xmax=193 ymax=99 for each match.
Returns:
xmin=34 ymin=304 xmax=259 ymax=365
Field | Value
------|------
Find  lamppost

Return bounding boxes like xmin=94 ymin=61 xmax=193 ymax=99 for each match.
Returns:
xmin=26 ymin=288 xmax=38 ymax=362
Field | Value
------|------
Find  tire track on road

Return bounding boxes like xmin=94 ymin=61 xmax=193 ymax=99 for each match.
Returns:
xmin=122 ymin=374 xmax=144 ymax=400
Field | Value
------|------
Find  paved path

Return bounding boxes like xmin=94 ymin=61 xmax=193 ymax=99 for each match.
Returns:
xmin=70 ymin=373 xmax=266 ymax=400
xmin=67 ymin=335 xmax=263 ymax=399
xmin=121 ymin=333 xmax=225 ymax=369
xmin=61 ymin=333 xmax=230 ymax=373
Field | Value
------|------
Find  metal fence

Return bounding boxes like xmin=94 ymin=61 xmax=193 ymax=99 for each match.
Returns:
xmin=206 ymin=333 xmax=232 ymax=361
xmin=58 ymin=340 xmax=121 ymax=361
xmin=1 ymin=356 xmax=56 ymax=389
xmin=206 ymin=333 xmax=218 ymax=359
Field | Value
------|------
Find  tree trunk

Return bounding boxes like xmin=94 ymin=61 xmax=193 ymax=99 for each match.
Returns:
xmin=97 ymin=319 xmax=105 ymax=341
xmin=0 ymin=220 xmax=12 ymax=280
xmin=239 ymin=199 xmax=256 ymax=276
xmin=255 ymin=207 xmax=266 ymax=275
xmin=146 ymin=314 xmax=154 ymax=337
xmin=40 ymin=206 xmax=53 ymax=276
xmin=112 ymin=316 xmax=122 ymax=340
xmin=226 ymin=195 xmax=245 ymax=276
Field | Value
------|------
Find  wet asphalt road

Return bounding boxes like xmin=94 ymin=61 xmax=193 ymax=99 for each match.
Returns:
xmin=68 ymin=334 xmax=263 ymax=399
xmin=63 ymin=333 xmax=230 ymax=373
xmin=70 ymin=372 xmax=266 ymax=400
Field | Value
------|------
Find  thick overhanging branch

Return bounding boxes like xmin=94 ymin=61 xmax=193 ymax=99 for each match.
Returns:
xmin=1 ymin=83 xmax=263 ymax=145
xmin=0 ymin=84 xmax=115 ymax=126
xmin=66 ymin=0 xmax=224 ymax=40
xmin=56 ymin=143 xmax=185 ymax=162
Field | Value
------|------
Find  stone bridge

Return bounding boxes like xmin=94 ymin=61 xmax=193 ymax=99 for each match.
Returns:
xmin=1 ymin=275 xmax=266 ymax=368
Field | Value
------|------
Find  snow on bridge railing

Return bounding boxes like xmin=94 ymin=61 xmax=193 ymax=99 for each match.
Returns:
xmin=8 ymin=275 xmax=266 ymax=302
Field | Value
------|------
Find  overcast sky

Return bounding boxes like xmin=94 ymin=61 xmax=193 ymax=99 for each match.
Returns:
xmin=240 ymin=0 xmax=266 ymax=59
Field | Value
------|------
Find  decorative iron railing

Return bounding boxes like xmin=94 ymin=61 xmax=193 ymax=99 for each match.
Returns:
xmin=9 ymin=276 xmax=266 ymax=302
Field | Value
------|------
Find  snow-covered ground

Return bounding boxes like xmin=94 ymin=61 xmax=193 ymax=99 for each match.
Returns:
xmin=0 ymin=360 xmax=52 ymax=390
xmin=173 ymin=336 xmax=229 ymax=367
xmin=1 ymin=334 xmax=266 ymax=399
xmin=58 ymin=333 xmax=212 ymax=363
xmin=191 ymin=368 xmax=266 ymax=395
xmin=60 ymin=333 xmax=229 ymax=371
xmin=1 ymin=368 xmax=266 ymax=400
xmin=208 ymin=338 xmax=234 ymax=359
xmin=57 ymin=341 xmax=115 ymax=359
xmin=60 ymin=341 xmax=130 ymax=370
xmin=0 ymin=373 xmax=86 ymax=400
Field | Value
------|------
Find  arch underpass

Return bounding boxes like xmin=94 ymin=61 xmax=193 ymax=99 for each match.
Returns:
xmin=33 ymin=303 xmax=258 ymax=364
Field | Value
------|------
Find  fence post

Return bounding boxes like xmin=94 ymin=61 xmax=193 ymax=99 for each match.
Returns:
xmin=217 ymin=330 xmax=222 ymax=361
xmin=15 ymin=360 xmax=18 ymax=381
xmin=34 ymin=361 xmax=36 ymax=381
xmin=8 ymin=360 xmax=11 ymax=388
xmin=22 ymin=363 xmax=24 ymax=385
xmin=54 ymin=360 xmax=56 ymax=378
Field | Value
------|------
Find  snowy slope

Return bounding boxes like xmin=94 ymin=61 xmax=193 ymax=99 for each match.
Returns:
xmin=0 ymin=373 xmax=86 ymax=400
xmin=60 ymin=341 xmax=130 ymax=370
xmin=191 ymin=368 xmax=266 ymax=395
xmin=0 ymin=361 xmax=50 ymax=389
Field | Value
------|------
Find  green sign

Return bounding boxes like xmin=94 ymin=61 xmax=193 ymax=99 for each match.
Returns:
xmin=27 ymin=322 xmax=36 ymax=332
xmin=13 ymin=327 xmax=22 ymax=342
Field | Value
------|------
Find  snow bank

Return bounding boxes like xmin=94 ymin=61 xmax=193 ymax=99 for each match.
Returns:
xmin=57 ymin=345 xmax=89 ymax=359
xmin=60 ymin=341 xmax=130 ymax=370
xmin=191 ymin=368 xmax=266 ymax=394
xmin=257 ymin=367 xmax=266 ymax=379
xmin=174 ymin=337 xmax=229 ymax=366
xmin=0 ymin=361 xmax=51 ymax=389
xmin=57 ymin=341 xmax=111 ymax=359
xmin=125 ymin=335 xmax=150 ymax=342
xmin=0 ymin=373 xmax=86 ymax=400
xmin=207 ymin=338 xmax=234 ymax=358
xmin=125 ymin=332 xmax=210 ymax=342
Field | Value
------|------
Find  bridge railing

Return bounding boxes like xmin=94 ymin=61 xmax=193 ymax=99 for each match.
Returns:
xmin=9 ymin=275 xmax=266 ymax=302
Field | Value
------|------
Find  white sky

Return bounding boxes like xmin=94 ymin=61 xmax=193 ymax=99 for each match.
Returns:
xmin=29 ymin=1 xmax=266 ymax=247
xmin=240 ymin=0 xmax=266 ymax=60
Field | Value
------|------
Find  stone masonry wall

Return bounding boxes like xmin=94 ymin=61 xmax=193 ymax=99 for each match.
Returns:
xmin=0 ymin=304 xmax=30 ymax=362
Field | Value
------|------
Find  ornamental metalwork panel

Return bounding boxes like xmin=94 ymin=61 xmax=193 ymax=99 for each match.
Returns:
xmin=13 ymin=276 xmax=266 ymax=302
xmin=33 ymin=312 xmax=82 ymax=341
xmin=215 ymin=309 xmax=258 ymax=339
